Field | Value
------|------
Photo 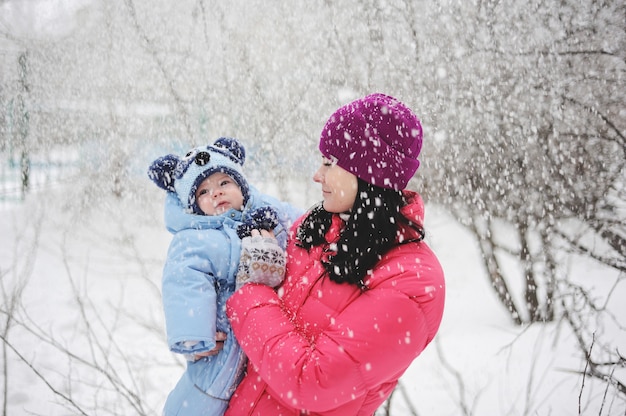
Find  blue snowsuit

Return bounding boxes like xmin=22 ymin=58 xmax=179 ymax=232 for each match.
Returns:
xmin=161 ymin=187 xmax=301 ymax=416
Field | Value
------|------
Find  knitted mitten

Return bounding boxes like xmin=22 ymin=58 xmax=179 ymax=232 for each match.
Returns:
xmin=236 ymin=236 xmax=285 ymax=290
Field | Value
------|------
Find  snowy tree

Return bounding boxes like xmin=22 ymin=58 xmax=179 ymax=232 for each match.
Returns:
xmin=418 ymin=0 xmax=625 ymax=321
xmin=416 ymin=0 xmax=626 ymax=401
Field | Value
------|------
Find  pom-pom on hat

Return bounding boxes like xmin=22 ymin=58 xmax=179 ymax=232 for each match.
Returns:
xmin=319 ymin=93 xmax=423 ymax=191
xmin=148 ymin=137 xmax=250 ymax=215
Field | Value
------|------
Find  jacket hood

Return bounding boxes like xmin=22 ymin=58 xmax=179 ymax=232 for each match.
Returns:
xmin=401 ymin=190 xmax=425 ymax=227
xmin=397 ymin=190 xmax=425 ymax=243
xmin=164 ymin=185 xmax=264 ymax=234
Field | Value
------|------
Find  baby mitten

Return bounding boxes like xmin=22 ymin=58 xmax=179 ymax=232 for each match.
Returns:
xmin=236 ymin=236 xmax=285 ymax=290
xmin=236 ymin=207 xmax=279 ymax=239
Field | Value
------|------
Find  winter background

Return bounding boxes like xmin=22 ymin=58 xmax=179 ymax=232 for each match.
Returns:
xmin=0 ymin=1 xmax=624 ymax=415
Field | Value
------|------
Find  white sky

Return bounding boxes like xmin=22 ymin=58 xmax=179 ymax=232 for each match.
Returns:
xmin=0 ymin=0 xmax=93 ymax=38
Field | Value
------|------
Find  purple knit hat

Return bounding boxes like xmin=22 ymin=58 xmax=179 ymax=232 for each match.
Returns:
xmin=319 ymin=93 xmax=422 ymax=191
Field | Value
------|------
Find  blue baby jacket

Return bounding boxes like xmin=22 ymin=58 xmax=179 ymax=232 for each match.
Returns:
xmin=161 ymin=186 xmax=301 ymax=415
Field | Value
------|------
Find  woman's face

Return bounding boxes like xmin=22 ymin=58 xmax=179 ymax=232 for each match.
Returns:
xmin=313 ymin=156 xmax=358 ymax=213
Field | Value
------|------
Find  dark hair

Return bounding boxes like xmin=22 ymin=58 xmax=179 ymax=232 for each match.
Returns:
xmin=296 ymin=179 xmax=424 ymax=289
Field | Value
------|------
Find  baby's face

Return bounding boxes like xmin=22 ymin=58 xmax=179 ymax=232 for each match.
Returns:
xmin=195 ymin=172 xmax=244 ymax=215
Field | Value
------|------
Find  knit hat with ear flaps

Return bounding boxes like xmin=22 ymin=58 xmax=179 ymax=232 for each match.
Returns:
xmin=319 ymin=93 xmax=423 ymax=191
xmin=147 ymin=137 xmax=250 ymax=215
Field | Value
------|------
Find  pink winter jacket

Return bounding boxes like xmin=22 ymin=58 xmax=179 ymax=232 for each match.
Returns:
xmin=225 ymin=190 xmax=445 ymax=416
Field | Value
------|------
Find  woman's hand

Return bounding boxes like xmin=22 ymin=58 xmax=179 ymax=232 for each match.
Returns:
xmin=236 ymin=229 xmax=286 ymax=289
xmin=192 ymin=332 xmax=227 ymax=361
xmin=250 ymin=229 xmax=273 ymax=238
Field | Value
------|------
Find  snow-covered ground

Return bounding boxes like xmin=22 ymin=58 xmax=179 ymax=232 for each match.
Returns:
xmin=1 ymin=176 xmax=624 ymax=415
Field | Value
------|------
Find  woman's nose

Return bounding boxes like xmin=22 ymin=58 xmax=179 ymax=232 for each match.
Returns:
xmin=313 ymin=167 xmax=323 ymax=183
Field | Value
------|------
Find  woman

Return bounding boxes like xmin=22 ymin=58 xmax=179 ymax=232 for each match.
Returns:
xmin=225 ymin=93 xmax=446 ymax=415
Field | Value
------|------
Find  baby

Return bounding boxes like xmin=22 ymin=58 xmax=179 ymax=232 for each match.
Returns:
xmin=148 ymin=137 xmax=301 ymax=416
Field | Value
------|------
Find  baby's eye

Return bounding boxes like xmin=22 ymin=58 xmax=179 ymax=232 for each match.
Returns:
xmin=220 ymin=179 xmax=232 ymax=186
xmin=197 ymin=188 xmax=209 ymax=196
